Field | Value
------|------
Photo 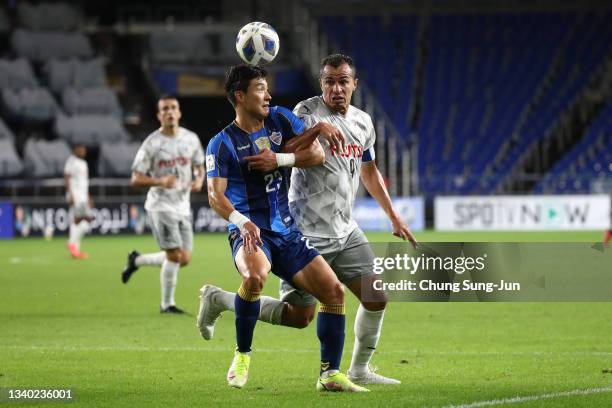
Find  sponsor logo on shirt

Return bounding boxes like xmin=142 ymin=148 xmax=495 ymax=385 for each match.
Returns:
xmin=206 ymin=155 xmax=216 ymax=172
xmin=237 ymin=144 xmax=251 ymax=151
xmin=330 ymin=144 xmax=364 ymax=158
xmin=158 ymin=157 xmax=190 ymax=168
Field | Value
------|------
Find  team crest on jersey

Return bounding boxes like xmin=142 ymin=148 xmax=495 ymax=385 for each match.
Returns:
xmin=269 ymin=131 xmax=282 ymax=145
xmin=254 ymin=136 xmax=271 ymax=151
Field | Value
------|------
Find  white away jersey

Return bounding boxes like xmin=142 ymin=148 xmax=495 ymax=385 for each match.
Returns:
xmin=64 ymin=155 xmax=89 ymax=204
xmin=132 ymin=127 xmax=204 ymax=216
xmin=289 ymin=96 xmax=376 ymax=238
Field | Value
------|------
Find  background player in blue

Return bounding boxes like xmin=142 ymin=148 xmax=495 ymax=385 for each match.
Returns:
xmin=204 ymin=64 xmax=367 ymax=392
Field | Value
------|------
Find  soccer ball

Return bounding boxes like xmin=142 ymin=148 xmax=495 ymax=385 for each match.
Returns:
xmin=235 ymin=22 xmax=280 ymax=65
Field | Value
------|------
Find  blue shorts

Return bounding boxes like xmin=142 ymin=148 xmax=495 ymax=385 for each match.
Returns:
xmin=228 ymin=228 xmax=320 ymax=284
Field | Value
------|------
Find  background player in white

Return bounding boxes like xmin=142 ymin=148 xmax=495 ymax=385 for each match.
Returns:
xmin=122 ymin=95 xmax=205 ymax=314
xmin=64 ymin=143 xmax=93 ymax=259
xmin=198 ymin=54 xmax=417 ymax=384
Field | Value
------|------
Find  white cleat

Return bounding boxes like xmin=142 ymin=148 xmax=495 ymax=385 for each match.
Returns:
xmin=197 ymin=285 xmax=225 ymax=340
xmin=347 ymin=368 xmax=401 ymax=385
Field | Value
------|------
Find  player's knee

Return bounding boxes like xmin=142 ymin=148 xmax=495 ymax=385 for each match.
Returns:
xmin=243 ymin=273 xmax=266 ymax=292
xmin=297 ymin=311 xmax=315 ymax=328
xmin=179 ymin=252 xmax=191 ymax=267
xmin=320 ymin=280 xmax=344 ymax=305
xmin=361 ymin=300 xmax=387 ymax=312
xmin=166 ymin=250 xmax=182 ymax=264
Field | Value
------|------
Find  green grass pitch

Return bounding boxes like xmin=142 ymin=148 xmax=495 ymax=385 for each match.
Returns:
xmin=1 ymin=231 xmax=611 ymax=407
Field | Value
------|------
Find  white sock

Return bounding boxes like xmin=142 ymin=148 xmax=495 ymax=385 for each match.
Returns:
xmin=215 ymin=289 xmax=284 ymax=325
xmin=215 ymin=288 xmax=236 ymax=311
xmin=135 ymin=251 xmax=166 ymax=267
xmin=348 ymin=305 xmax=385 ymax=375
xmin=72 ymin=221 xmax=90 ymax=250
xmin=160 ymin=259 xmax=180 ymax=309
xmin=68 ymin=223 xmax=78 ymax=246
xmin=258 ymin=296 xmax=285 ymax=325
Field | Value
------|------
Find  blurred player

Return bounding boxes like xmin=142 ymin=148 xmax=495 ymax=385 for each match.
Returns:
xmin=198 ymin=54 xmax=417 ymax=385
xmin=605 ymin=196 xmax=612 ymax=247
xmin=64 ymin=143 xmax=93 ymax=259
xmin=122 ymin=95 xmax=204 ymax=314
xmin=204 ymin=64 xmax=367 ymax=392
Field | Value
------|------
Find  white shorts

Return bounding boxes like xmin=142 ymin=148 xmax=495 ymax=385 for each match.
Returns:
xmin=147 ymin=211 xmax=193 ymax=251
xmin=279 ymin=227 xmax=375 ymax=307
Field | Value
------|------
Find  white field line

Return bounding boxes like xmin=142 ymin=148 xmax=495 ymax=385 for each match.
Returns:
xmin=2 ymin=345 xmax=612 ymax=356
xmin=444 ymin=387 xmax=612 ymax=408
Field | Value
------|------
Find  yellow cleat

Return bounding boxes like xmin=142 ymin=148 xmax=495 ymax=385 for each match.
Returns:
xmin=316 ymin=372 xmax=370 ymax=392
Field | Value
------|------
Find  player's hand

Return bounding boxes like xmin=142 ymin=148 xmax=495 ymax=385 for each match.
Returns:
xmin=67 ymin=194 xmax=74 ymax=206
xmin=392 ymin=217 xmax=418 ymax=249
xmin=241 ymin=221 xmax=263 ymax=254
xmin=317 ymin=122 xmax=346 ymax=153
xmin=191 ymin=179 xmax=204 ymax=192
xmin=244 ymin=149 xmax=278 ymax=172
xmin=88 ymin=196 xmax=94 ymax=209
xmin=159 ymin=175 xmax=177 ymax=189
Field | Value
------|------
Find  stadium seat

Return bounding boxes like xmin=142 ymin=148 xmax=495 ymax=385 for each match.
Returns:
xmin=0 ymin=117 xmax=15 ymax=141
xmin=0 ymin=59 xmax=38 ymax=90
xmin=97 ymin=141 xmax=141 ymax=176
xmin=149 ymin=28 xmax=214 ymax=63
xmin=23 ymin=138 xmax=71 ymax=177
xmin=17 ymin=1 xmax=81 ymax=32
xmin=45 ymin=58 xmax=107 ymax=93
xmin=54 ymin=113 xmax=130 ymax=147
xmin=62 ymin=87 xmax=122 ymax=117
xmin=12 ymin=29 xmax=93 ymax=62
xmin=0 ymin=6 xmax=9 ymax=33
xmin=1 ymin=87 xmax=59 ymax=122
xmin=0 ymin=139 xmax=24 ymax=177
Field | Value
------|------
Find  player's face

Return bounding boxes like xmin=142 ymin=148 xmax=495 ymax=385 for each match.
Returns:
xmin=157 ymin=98 xmax=181 ymax=128
xmin=241 ymin=78 xmax=271 ymax=119
xmin=320 ymin=63 xmax=357 ymax=115
xmin=74 ymin=145 xmax=86 ymax=159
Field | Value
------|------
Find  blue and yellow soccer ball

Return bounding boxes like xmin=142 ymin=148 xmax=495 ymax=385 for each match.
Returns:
xmin=236 ymin=22 xmax=280 ymax=66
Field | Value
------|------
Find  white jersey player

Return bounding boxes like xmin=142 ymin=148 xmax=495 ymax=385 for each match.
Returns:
xmin=198 ymin=54 xmax=417 ymax=384
xmin=122 ymin=95 xmax=205 ymax=314
xmin=64 ymin=144 xmax=93 ymax=259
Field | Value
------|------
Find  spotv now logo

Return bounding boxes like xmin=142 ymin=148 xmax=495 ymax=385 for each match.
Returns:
xmin=435 ymin=195 xmax=611 ymax=231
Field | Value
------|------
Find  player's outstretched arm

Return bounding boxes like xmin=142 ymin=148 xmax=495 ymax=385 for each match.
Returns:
xmin=207 ymin=177 xmax=262 ymax=254
xmin=244 ymin=138 xmax=325 ymax=172
xmin=283 ymin=122 xmax=345 ymax=154
xmin=130 ymin=171 xmax=176 ymax=189
xmin=360 ymin=161 xmax=418 ymax=247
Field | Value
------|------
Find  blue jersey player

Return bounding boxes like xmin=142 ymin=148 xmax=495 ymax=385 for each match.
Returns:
xmin=204 ymin=64 xmax=368 ymax=392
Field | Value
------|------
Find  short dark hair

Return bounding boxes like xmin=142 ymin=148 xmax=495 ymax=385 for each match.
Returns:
xmin=224 ymin=64 xmax=268 ymax=108
xmin=320 ymin=53 xmax=356 ymax=78
xmin=157 ymin=94 xmax=178 ymax=111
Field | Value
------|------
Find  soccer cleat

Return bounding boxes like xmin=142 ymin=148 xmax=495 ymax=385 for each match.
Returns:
xmin=160 ymin=305 xmax=186 ymax=314
xmin=227 ymin=351 xmax=250 ymax=388
xmin=348 ymin=368 xmax=401 ymax=385
xmin=316 ymin=372 xmax=370 ymax=392
xmin=197 ymin=285 xmax=226 ymax=340
xmin=67 ymin=243 xmax=88 ymax=259
xmin=121 ymin=250 xmax=140 ymax=283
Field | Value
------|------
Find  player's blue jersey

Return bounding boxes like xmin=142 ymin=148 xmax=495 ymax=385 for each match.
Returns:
xmin=206 ymin=106 xmax=305 ymax=234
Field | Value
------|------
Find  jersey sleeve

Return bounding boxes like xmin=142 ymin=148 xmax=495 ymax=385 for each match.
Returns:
xmin=274 ymin=105 xmax=305 ymax=140
xmin=293 ymin=102 xmax=318 ymax=129
xmin=131 ymin=140 xmax=152 ymax=174
xmin=192 ymin=134 xmax=205 ymax=166
xmin=63 ymin=158 xmax=73 ymax=176
xmin=363 ymin=116 xmax=376 ymax=163
xmin=206 ymin=135 xmax=231 ymax=178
